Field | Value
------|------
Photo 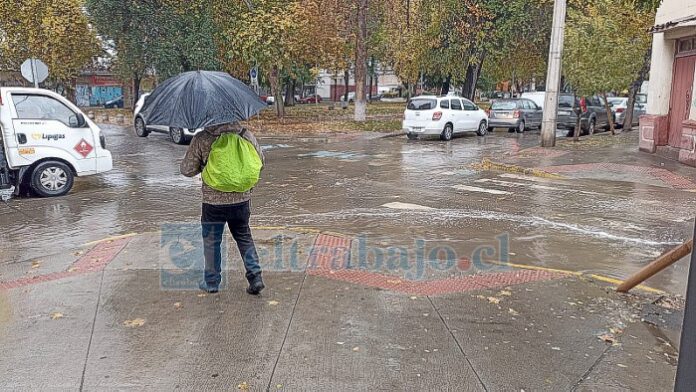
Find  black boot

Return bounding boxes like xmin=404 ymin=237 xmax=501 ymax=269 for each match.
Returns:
xmin=246 ymin=274 xmax=265 ymax=295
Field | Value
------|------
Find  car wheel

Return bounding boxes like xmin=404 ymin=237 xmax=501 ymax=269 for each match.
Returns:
xmin=407 ymin=133 xmax=418 ymax=140
xmin=588 ymin=118 xmax=596 ymax=135
xmin=134 ymin=117 xmax=149 ymax=137
xmin=516 ymin=120 xmax=526 ymax=133
xmin=170 ymin=127 xmax=188 ymax=145
xmin=477 ymin=121 xmax=488 ymax=136
xmin=440 ymin=124 xmax=453 ymax=141
xmin=30 ymin=161 xmax=74 ymax=198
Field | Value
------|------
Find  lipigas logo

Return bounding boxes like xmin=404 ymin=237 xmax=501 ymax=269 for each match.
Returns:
xmin=32 ymin=133 xmax=65 ymax=141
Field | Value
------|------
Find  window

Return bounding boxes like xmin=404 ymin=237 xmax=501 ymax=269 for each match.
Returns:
xmin=13 ymin=94 xmax=77 ymax=126
xmin=559 ymin=95 xmax=577 ymax=108
xmin=491 ymin=101 xmax=517 ymax=110
xmin=407 ymin=98 xmax=437 ymax=110
xmin=440 ymin=99 xmax=450 ymax=109
xmin=462 ymin=99 xmax=477 ymax=111
xmin=450 ymin=99 xmax=463 ymax=110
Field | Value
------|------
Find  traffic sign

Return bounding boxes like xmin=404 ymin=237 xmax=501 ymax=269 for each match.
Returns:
xmin=21 ymin=59 xmax=49 ymax=87
xmin=250 ymin=67 xmax=258 ymax=85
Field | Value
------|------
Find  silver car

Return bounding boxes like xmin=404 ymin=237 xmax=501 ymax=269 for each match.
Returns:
xmin=607 ymin=95 xmax=646 ymax=128
xmin=133 ymin=93 xmax=203 ymax=145
xmin=488 ymin=98 xmax=543 ymax=133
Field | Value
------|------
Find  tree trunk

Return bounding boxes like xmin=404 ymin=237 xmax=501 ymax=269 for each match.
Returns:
xmin=368 ymin=56 xmax=374 ymax=101
xmin=269 ymin=66 xmax=284 ymax=118
xmin=573 ymin=93 xmax=581 ymax=141
xmin=354 ymin=0 xmax=368 ymax=122
xmin=131 ymin=74 xmax=142 ymax=110
xmin=440 ymin=75 xmax=451 ymax=95
xmin=284 ymin=79 xmax=296 ymax=106
xmin=462 ymin=51 xmax=486 ymax=100
xmin=623 ymin=46 xmax=652 ymax=131
xmin=343 ymin=69 xmax=350 ymax=102
xmin=601 ymin=92 xmax=616 ymax=135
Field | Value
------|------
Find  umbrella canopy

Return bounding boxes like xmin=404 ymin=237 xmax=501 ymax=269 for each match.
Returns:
xmin=139 ymin=70 xmax=267 ymax=130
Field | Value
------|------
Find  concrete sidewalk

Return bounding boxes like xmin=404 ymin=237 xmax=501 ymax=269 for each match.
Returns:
xmin=0 ymin=228 xmax=683 ymax=391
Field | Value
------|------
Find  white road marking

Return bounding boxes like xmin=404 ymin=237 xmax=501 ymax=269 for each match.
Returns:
xmin=499 ymin=173 xmax=553 ymax=183
xmin=452 ymin=185 xmax=512 ymax=195
xmin=476 ymin=178 xmax=601 ymax=195
xmin=381 ymin=202 xmax=435 ymax=210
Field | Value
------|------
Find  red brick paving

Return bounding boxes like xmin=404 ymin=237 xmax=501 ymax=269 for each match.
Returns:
xmin=542 ymin=162 xmax=696 ymax=190
xmin=0 ymin=238 xmax=131 ymax=290
xmin=307 ymin=234 xmax=567 ymax=296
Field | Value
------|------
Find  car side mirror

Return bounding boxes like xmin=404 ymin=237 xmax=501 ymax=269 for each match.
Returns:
xmin=69 ymin=113 xmax=86 ymax=128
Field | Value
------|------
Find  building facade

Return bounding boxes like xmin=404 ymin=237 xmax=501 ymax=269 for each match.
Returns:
xmin=640 ymin=1 xmax=696 ymax=166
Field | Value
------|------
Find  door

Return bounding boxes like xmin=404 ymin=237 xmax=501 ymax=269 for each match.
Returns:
xmin=450 ymin=98 xmax=465 ymax=131
xmin=669 ymin=55 xmax=696 ymax=148
xmin=8 ymin=93 xmax=97 ymax=173
xmin=461 ymin=99 xmax=479 ymax=130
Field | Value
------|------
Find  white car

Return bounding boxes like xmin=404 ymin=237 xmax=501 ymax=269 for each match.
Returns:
xmin=133 ymin=93 xmax=203 ymax=144
xmin=402 ymin=96 xmax=489 ymax=141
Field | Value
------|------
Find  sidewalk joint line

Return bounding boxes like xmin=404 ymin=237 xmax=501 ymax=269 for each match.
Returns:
xmin=265 ymin=273 xmax=307 ymax=392
xmin=570 ymin=345 xmax=611 ymax=391
xmin=78 ymin=268 xmax=106 ymax=391
xmin=427 ymin=296 xmax=488 ymax=392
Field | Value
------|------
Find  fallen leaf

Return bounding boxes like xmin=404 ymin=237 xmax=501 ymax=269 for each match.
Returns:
xmin=237 ymin=381 xmax=250 ymax=390
xmin=617 ymin=363 xmax=628 ymax=368
xmin=487 ymin=297 xmax=501 ymax=304
xmin=276 ymin=384 xmax=283 ymax=389
xmin=67 ymin=267 xmax=78 ymax=273
xmin=268 ymin=300 xmax=279 ymax=306
xmin=50 ymin=312 xmax=64 ymax=320
xmin=174 ymin=302 xmax=182 ymax=309
xmin=508 ymin=308 xmax=519 ymax=316
xmin=498 ymin=290 xmax=512 ymax=296
xmin=352 ymin=346 xmax=360 ymax=352
xmin=31 ymin=261 xmax=42 ymax=269
xmin=410 ymin=296 xmax=418 ymax=300
xmin=599 ymin=334 xmax=616 ymax=344
xmin=551 ymin=347 xmax=561 ymax=351
xmin=197 ymin=293 xmax=207 ymax=298
xmin=123 ymin=318 xmax=146 ymax=328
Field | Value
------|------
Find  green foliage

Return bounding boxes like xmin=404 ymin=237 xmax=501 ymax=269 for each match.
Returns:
xmin=0 ymin=0 xmax=99 ymax=82
xmin=563 ymin=0 xmax=654 ymax=95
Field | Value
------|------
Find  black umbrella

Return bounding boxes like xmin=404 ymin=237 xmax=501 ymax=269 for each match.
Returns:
xmin=139 ymin=70 xmax=267 ymax=130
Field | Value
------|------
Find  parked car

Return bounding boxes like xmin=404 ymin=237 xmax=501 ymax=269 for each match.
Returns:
xmin=133 ymin=93 xmax=203 ymax=144
xmin=487 ymin=98 xmax=543 ymax=133
xmin=340 ymin=92 xmax=356 ymax=103
xmin=557 ymin=94 xmax=614 ymax=137
xmin=520 ymin=91 xmax=546 ymax=109
xmin=402 ymin=96 xmax=489 ymax=141
xmin=104 ymin=96 xmax=124 ymax=109
xmin=300 ymin=94 xmax=322 ymax=104
xmin=607 ymin=96 xmax=646 ymax=128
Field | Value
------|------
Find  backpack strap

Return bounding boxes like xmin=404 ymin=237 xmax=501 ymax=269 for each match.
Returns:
xmin=239 ymin=128 xmax=247 ymax=138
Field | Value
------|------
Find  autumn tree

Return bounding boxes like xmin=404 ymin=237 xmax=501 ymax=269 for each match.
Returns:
xmin=0 ymin=0 xmax=99 ymax=94
xmin=564 ymin=0 xmax=654 ymax=135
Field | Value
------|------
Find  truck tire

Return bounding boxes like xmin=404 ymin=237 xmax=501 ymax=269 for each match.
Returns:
xmin=30 ymin=161 xmax=74 ymax=197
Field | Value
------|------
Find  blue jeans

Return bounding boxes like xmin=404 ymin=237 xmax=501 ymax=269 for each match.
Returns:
xmin=201 ymin=201 xmax=261 ymax=286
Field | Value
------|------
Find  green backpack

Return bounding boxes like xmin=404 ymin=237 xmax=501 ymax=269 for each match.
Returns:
xmin=202 ymin=131 xmax=262 ymax=193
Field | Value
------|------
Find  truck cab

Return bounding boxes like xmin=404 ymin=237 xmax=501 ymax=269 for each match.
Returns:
xmin=0 ymin=87 xmax=113 ymax=198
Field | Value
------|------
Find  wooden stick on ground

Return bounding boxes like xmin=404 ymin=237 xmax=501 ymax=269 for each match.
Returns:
xmin=617 ymin=239 xmax=694 ymax=293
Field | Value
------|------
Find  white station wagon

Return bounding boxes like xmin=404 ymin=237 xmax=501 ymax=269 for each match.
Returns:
xmin=403 ymin=96 xmax=489 ymax=141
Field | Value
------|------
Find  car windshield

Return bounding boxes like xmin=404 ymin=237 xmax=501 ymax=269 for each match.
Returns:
xmin=407 ymin=98 xmax=437 ymax=110
xmin=491 ymin=101 xmax=518 ymax=110
xmin=608 ymin=98 xmax=625 ymax=106
xmin=636 ymin=94 xmax=647 ymax=104
xmin=559 ymin=95 xmax=576 ymax=108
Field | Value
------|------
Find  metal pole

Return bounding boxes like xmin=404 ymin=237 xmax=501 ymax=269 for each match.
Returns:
xmin=540 ymin=0 xmax=567 ymax=148
xmin=30 ymin=59 xmax=38 ymax=88
xmin=675 ymin=220 xmax=696 ymax=391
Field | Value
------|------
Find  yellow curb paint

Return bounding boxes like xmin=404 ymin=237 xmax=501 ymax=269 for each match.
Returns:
xmin=486 ymin=260 xmax=666 ymax=295
xmin=468 ymin=159 xmax=565 ymax=179
xmin=587 ymin=274 xmax=666 ymax=295
xmin=485 ymin=260 xmax=582 ymax=276
xmin=83 ymin=233 xmax=138 ymax=247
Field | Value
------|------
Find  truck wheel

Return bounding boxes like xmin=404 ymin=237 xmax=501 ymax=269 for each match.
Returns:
xmin=170 ymin=127 xmax=188 ymax=145
xmin=407 ymin=133 xmax=418 ymax=140
xmin=134 ymin=117 xmax=149 ymax=137
xmin=30 ymin=161 xmax=74 ymax=197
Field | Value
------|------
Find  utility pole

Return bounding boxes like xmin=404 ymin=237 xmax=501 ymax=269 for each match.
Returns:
xmin=540 ymin=0 xmax=567 ymax=147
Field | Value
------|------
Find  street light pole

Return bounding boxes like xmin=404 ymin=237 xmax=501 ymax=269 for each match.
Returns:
xmin=540 ymin=0 xmax=567 ymax=148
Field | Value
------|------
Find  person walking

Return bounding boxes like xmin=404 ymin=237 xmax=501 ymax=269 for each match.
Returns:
xmin=180 ymin=122 xmax=265 ymax=295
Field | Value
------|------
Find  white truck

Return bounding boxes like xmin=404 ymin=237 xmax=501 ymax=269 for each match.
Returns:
xmin=0 ymin=87 xmax=113 ymax=200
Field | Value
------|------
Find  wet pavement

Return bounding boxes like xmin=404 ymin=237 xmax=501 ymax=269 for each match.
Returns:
xmin=1 ymin=125 xmax=694 ymax=294
xmin=0 ymin=125 xmax=693 ymax=390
